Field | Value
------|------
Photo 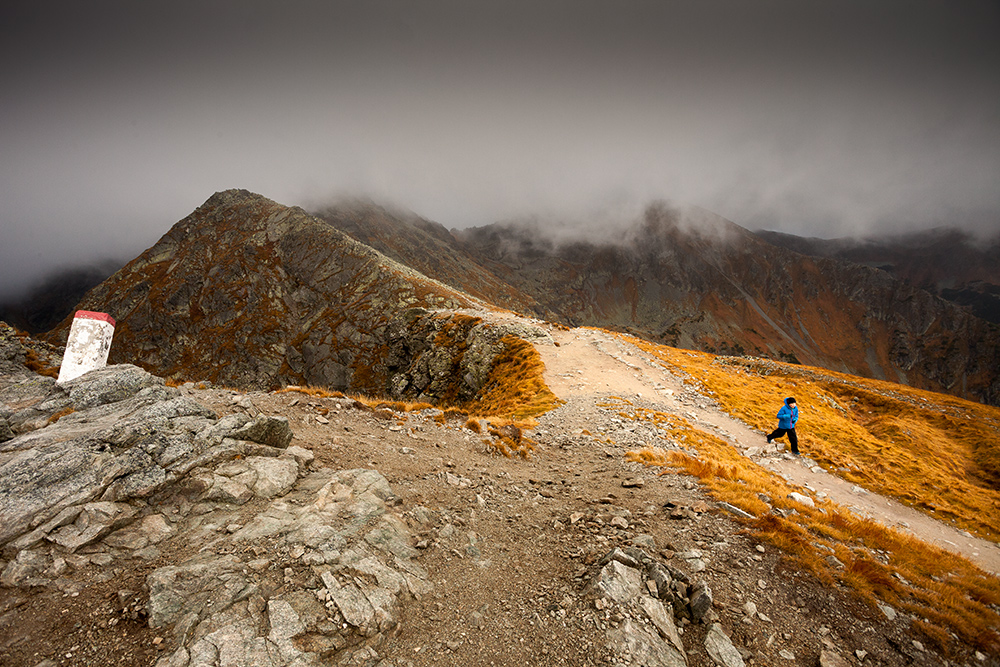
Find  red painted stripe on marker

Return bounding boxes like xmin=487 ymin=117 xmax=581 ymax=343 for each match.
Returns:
xmin=74 ymin=310 xmax=116 ymax=326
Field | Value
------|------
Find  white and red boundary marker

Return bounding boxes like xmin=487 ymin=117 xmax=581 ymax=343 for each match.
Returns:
xmin=57 ymin=310 xmax=117 ymax=383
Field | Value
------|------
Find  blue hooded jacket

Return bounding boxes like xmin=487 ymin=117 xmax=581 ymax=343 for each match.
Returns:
xmin=776 ymin=397 xmax=798 ymax=429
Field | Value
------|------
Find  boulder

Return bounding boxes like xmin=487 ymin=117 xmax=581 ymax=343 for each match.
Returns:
xmin=590 ymin=560 xmax=643 ymax=604
xmin=230 ymin=414 xmax=294 ymax=449
xmin=705 ymin=623 xmax=745 ymax=667
xmin=63 ymin=364 xmax=163 ymax=410
xmin=608 ymin=618 xmax=687 ymax=667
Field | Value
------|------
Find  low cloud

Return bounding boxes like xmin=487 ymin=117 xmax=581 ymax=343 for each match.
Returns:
xmin=1 ymin=1 xmax=997 ymax=299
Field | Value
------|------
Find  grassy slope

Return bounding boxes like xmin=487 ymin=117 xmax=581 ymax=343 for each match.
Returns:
xmin=618 ymin=333 xmax=1000 ymax=541
xmin=608 ymin=332 xmax=1000 ymax=653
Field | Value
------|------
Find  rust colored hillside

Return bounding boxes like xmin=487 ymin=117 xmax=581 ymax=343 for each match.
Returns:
xmin=452 ymin=204 xmax=1000 ymax=406
xmin=45 ymin=190 xmax=541 ymax=405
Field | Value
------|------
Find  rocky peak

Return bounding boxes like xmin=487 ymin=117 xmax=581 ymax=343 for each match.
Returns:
xmin=46 ymin=191 xmax=546 ymax=400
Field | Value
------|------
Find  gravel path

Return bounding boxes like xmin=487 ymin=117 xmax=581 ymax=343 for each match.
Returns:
xmin=535 ymin=325 xmax=1000 ymax=575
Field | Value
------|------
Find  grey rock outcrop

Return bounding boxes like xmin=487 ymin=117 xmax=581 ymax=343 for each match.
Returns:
xmin=1 ymin=361 xmax=429 ymax=667
xmin=150 ymin=467 xmax=429 ymax=667
xmin=705 ymin=623 xmax=746 ymax=667
xmin=587 ymin=546 xmax=738 ymax=667
xmin=0 ymin=364 xmax=294 ymax=556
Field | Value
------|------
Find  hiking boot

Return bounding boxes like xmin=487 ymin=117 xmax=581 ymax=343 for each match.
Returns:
xmin=766 ymin=437 xmax=772 ymax=444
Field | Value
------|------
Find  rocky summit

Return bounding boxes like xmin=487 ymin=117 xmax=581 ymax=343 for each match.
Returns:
xmin=47 ymin=190 xmax=549 ymax=404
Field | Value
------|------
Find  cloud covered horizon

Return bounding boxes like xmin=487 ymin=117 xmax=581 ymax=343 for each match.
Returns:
xmin=2 ymin=0 xmax=998 ymax=299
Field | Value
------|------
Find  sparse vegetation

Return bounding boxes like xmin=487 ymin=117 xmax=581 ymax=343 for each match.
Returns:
xmin=275 ymin=386 xmax=346 ymax=399
xmin=484 ymin=418 xmax=536 ymax=459
xmin=462 ymin=335 xmax=562 ymax=420
xmin=616 ymin=391 xmax=1000 ymax=654
xmin=24 ymin=349 xmax=58 ymax=378
xmin=616 ymin=333 xmax=1000 ymax=542
xmin=46 ymin=407 xmax=74 ymax=424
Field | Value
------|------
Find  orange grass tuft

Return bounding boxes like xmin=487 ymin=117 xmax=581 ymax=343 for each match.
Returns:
xmin=46 ymin=407 xmax=75 ymax=424
xmin=462 ymin=335 xmax=562 ymax=419
xmin=484 ymin=418 xmax=536 ymax=459
xmin=275 ymin=385 xmax=346 ymax=399
xmin=24 ymin=350 xmax=58 ymax=379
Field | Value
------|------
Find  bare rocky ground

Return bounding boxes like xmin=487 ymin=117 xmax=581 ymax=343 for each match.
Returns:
xmin=0 ymin=323 xmax=997 ymax=667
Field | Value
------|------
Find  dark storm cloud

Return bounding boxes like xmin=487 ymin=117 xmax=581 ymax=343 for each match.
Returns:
xmin=1 ymin=0 xmax=998 ymax=299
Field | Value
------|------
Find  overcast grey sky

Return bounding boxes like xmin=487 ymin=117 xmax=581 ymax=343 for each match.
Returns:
xmin=2 ymin=1 xmax=998 ymax=299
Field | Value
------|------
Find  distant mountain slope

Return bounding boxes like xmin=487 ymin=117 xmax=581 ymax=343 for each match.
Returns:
xmin=757 ymin=227 xmax=1000 ymax=324
xmin=46 ymin=190 xmax=542 ymax=400
xmin=313 ymin=200 xmax=547 ymax=317
xmin=453 ymin=205 xmax=1000 ymax=406
xmin=0 ymin=260 xmax=122 ymax=334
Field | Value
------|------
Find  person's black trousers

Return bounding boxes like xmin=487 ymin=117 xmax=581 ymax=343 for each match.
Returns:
xmin=768 ymin=427 xmax=798 ymax=454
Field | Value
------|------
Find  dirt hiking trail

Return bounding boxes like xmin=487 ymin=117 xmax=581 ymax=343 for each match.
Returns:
xmin=536 ymin=326 xmax=1000 ymax=575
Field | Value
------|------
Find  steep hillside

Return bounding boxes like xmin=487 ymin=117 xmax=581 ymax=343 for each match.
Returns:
xmin=757 ymin=228 xmax=1000 ymax=324
xmin=46 ymin=190 xmax=549 ymax=404
xmin=455 ymin=205 xmax=1000 ymax=406
xmin=312 ymin=200 xmax=546 ymax=317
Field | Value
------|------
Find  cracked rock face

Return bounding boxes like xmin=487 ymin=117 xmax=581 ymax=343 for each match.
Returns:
xmin=148 ymin=468 xmax=430 ymax=667
xmin=0 ymin=362 xmax=430 ymax=667
xmin=584 ymin=545 xmax=734 ymax=667
xmin=0 ymin=365 xmax=297 ymax=553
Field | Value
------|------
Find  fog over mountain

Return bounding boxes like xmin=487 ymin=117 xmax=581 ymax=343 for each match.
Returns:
xmin=2 ymin=0 xmax=998 ymax=300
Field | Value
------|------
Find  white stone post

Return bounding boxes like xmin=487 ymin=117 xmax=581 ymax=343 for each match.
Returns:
xmin=57 ymin=310 xmax=116 ymax=383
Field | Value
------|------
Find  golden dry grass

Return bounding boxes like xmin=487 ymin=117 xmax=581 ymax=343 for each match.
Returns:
xmin=462 ymin=335 xmax=562 ymax=420
xmin=615 ymin=334 xmax=1000 ymax=542
xmin=46 ymin=407 xmax=75 ymax=425
xmin=24 ymin=350 xmax=58 ymax=379
xmin=482 ymin=417 xmax=536 ymax=459
xmin=275 ymin=385 xmax=346 ymax=399
xmin=613 ymin=387 xmax=1000 ymax=653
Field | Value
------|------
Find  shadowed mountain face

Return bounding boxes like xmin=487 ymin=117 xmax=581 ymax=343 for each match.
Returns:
xmin=757 ymin=228 xmax=1000 ymax=324
xmin=323 ymin=201 xmax=1000 ymax=406
xmin=0 ymin=261 xmax=123 ymax=334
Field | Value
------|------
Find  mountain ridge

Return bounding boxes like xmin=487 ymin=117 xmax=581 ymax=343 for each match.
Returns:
xmin=30 ymin=190 xmax=1000 ymax=407
xmin=45 ymin=190 xmax=551 ymax=409
xmin=320 ymin=200 xmax=1000 ymax=406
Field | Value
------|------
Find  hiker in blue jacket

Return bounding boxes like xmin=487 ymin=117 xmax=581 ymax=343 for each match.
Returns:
xmin=766 ymin=397 xmax=799 ymax=455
